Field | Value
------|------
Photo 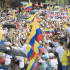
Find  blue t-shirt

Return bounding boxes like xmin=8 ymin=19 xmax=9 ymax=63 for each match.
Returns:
xmin=0 ymin=65 xmax=8 ymax=70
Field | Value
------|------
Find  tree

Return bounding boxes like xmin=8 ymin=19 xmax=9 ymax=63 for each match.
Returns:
xmin=45 ymin=0 xmax=69 ymax=5
xmin=64 ymin=0 xmax=69 ymax=5
xmin=45 ymin=0 xmax=50 ymax=3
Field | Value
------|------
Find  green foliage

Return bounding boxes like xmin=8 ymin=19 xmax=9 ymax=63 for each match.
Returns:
xmin=64 ymin=0 xmax=69 ymax=5
xmin=45 ymin=0 xmax=50 ymax=3
xmin=58 ymin=0 xmax=69 ymax=5
xmin=45 ymin=0 xmax=69 ymax=5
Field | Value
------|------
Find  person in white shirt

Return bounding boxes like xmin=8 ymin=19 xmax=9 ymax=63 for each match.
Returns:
xmin=17 ymin=56 xmax=24 ymax=70
xmin=21 ymin=43 xmax=27 ymax=54
xmin=56 ymin=42 xmax=64 ymax=70
xmin=3 ymin=41 xmax=12 ymax=66
xmin=17 ymin=44 xmax=27 ymax=70
xmin=2 ymin=47 xmax=12 ymax=70
xmin=49 ymin=52 xmax=58 ymax=70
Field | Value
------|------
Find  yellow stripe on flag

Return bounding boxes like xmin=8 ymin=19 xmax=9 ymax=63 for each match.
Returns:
xmin=0 ymin=27 xmax=2 ymax=41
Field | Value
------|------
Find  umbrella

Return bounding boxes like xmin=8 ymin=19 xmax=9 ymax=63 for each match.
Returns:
xmin=16 ymin=14 xmax=23 ymax=17
xmin=4 ymin=49 xmax=27 ymax=57
xmin=21 ymin=19 xmax=28 ymax=21
xmin=16 ymin=14 xmax=27 ymax=19
xmin=0 ymin=45 xmax=27 ymax=57
xmin=3 ymin=23 xmax=16 ymax=29
xmin=30 ymin=11 xmax=35 ymax=14
xmin=40 ymin=13 xmax=46 ymax=16
xmin=30 ymin=9 xmax=41 ymax=13
xmin=0 ymin=45 xmax=7 ymax=52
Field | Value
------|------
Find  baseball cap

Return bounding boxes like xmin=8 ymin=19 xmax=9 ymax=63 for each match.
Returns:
xmin=0 ymin=58 xmax=5 ymax=64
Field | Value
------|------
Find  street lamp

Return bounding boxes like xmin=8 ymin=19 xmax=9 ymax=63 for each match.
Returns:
xmin=29 ymin=0 xmax=30 ymax=3
xmin=1 ymin=0 xmax=2 ymax=17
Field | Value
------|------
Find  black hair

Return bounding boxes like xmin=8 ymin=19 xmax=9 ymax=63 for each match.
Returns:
xmin=59 ymin=41 xmax=64 ymax=45
xmin=49 ymin=42 xmax=54 ymax=48
xmin=7 ymin=38 xmax=11 ymax=43
xmin=42 ymin=52 xmax=44 ymax=55
xmin=54 ymin=52 xmax=58 ymax=58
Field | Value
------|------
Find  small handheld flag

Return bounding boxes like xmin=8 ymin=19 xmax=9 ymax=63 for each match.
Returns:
xmin=24 ymin=2 xmax=32 ymax=12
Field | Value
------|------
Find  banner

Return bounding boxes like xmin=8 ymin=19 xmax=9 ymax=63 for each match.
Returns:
xmin=47 ymin=11 xmax=68 ymax=21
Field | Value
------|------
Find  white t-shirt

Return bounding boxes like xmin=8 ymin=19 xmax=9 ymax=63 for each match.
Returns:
xmin=46 ymin=40 xmax=51 ymax=44
xmin=13 ymin=46 xmax=25 ymax=68
xmin=21 ymin=44 xmax=27 ymax=54
xmin=4 ymin=42 xmax=11 ymax=46
xmin=52 ymin=41 xmax=60 ymax=47
xmin=38 ymin=59 xmax=45 ymax=64
xmin=50 ymin=59 xmax=58 ymax=70
xmin=2 ymin=47 xmax=12 ymax=65
xmin=67 ymin=27 xmax=70 ymax=32
xmin=56 ymin=46 xmax=64 ymax=62
xmin=47 ymin=46 xmax=52 ymax=51
xmin=17 ymin=56 xmax=24 ymax=68
xmin=2 ymin=53 xmax=12 ymax=66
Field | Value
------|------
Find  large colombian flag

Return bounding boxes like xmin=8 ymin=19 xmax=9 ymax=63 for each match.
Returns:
xmin=33 ymin=41 xmax=44 ymax=54
xmin=27 ymin=59 xmax=38 ymax=70
xmin=27 ymin=44 xmax=36 ymax=61
xmin=27 ymin=17 xmax=43 ymax=48
xmin=24 ymin=2 xmax=32 ymax=12
xmin=44 ymin=28 xmax=50 ymax=34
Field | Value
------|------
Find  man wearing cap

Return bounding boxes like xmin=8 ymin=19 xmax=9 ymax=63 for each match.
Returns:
xmin=0 ymin=58 xmax=8 ymax=70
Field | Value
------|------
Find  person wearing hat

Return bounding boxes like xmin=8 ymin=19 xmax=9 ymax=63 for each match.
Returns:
xmin=0 ymin=58 xmax=8 ymax=70
xmin=41 ymin=54 xmax=52 ymax=70
xmin=49 ymin=52 xmax=58 ymax=70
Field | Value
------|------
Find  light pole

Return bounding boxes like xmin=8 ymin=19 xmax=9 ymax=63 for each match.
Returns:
xmin=58 ymin=0 xmax=59 ymax=5
xmin=29 ymin=0 xmax=30 ymax=3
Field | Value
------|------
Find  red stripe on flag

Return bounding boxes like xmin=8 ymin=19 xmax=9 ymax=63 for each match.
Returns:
xmin=28 ymin=52 xmax=35 ymax=61
xmin=33 ymin=62 xmax=38 ymax=70
xmin=36 ymin=33 xmax=43 ymax=43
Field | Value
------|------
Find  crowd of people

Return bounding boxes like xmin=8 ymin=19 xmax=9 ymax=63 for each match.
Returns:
xmin=0 ymin=3 xmax=70 ymax=70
